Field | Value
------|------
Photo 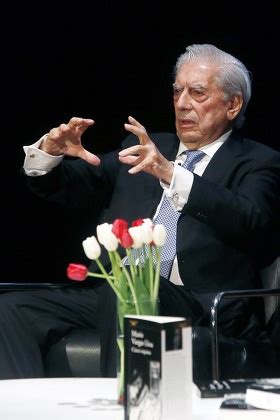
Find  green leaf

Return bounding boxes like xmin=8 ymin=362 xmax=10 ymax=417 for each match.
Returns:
xmin=133 ymin=276 xmax=158 ymax=315
xmin=118 ymin=272 xmax=130 ymax=301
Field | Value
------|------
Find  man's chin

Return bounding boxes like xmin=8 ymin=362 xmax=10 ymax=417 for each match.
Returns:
xmin=177 ymin=131 xmax=200 ymax=145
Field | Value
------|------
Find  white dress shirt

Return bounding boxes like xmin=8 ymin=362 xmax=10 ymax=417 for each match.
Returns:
xmin=23 ymin=131 xmax=231 ymax=285
xmin=158 ymin=131 xmax=231 ymax=285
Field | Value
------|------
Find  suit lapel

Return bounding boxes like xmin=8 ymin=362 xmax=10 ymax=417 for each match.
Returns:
xmin=150 ymin=132 xmax=180 ymax=161
xmin=132 ymin=132 xmax=245 ymax=216
xmin=202 ymin=132 xmax=244 ymax=184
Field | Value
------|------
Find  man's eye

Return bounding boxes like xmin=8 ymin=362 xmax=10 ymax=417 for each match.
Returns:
xmin=173 ymin=87 xmax=182 ymax=95
xmin=193 ymin=90 xmax=204 ymax=96
xmin=191 ymin=90 xmax=208 ymax=101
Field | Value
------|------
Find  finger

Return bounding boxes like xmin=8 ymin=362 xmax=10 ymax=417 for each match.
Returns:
xmin=77 ymin=147 xmax=101 ymax=166
xmin=76 ymin=119 xmax=95 ymax=135
xmin=48 ymin=127 xmax=60 ymax=140
xmin=48 ymin=125 xmax=69 ymax=142
xmin=118 ymin=155 xmax=139 ymax=166
xmin=57 ymin=124 xmax=80 ymax=145
xmin=124 ymin=115 xmax=151 ymax=145
xmin=118 ymin=145 xmax=144 ymax=157
xmin=68 ymin=117 xmax=95 ymax=132
xmin=128 ymin=158 xmax=151 ymax=174
xmin=127 ymin=115 xmax=144 ymax=128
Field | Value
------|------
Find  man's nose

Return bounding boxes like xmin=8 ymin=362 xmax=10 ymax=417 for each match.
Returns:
xmin=176 ymin=90 xmax=193 ymax=110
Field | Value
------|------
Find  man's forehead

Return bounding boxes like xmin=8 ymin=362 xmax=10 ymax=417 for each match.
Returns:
xmin=175 ymin=62 xmax=217 ymax=87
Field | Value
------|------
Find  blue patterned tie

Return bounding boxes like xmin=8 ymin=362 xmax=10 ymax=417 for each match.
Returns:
xmin=154 ymin=150 xmax=205 ymax=279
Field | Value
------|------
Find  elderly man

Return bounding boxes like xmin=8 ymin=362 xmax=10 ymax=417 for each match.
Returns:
xmin=0 ymin=44 xmax=279 ymax=379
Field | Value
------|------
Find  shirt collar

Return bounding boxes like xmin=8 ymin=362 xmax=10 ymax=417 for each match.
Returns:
xmin=177 ymin=130 xmax=232 ymax=158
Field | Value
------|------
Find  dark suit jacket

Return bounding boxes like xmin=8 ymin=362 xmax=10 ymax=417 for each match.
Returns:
xmin=24 ymin=131 xmax=280 ymax=311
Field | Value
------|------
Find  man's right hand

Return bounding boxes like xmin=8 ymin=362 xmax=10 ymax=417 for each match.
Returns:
xmin=40 ymin=117 xmax=101 ymax=166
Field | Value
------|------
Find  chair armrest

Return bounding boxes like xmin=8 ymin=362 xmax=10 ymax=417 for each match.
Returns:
xmin=211 ymin=287 xmax=280 ymax=380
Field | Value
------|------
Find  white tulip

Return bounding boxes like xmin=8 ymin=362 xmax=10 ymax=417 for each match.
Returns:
xmin=128 ymin=226 xmax=144 ymax=249
xmin=82 ymin=236 xmax=101 ymax=260
xmin=141 ymin=223 xmax=154 ymax=244
xmin=96 ymin=223 xmax=112 ymax=245
xmin=143 ymin=218 xmax=153 ymax=226
xmin=102 ymin=232 xmax=119 ymax=251
xmin=152 ymin=224 xmax=167 ymax=246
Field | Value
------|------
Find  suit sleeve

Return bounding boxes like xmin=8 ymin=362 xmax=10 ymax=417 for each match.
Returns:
xmin=22 ymin=149 xmax=120 ymax=209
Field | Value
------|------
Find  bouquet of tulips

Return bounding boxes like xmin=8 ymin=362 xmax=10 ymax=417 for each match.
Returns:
xmin=67 ymin=217 xmax=167 ymax=317
xmin=67 ymin=217 xmax=167 ymax=404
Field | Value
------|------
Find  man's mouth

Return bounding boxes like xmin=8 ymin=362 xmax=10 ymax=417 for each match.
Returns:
xmin=178 ymin=119 xmax=196 ymax=128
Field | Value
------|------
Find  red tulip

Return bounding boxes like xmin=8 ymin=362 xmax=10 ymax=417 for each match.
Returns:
xmin=131 ymin=218 xmax=144 ymax=227
xmin=67 ymin=263 xmax=88 ymax=281
xmin=120 ymin=230 xmax=133 ymax=248
xmin=112 ymin=219 xmax=128 ymax=239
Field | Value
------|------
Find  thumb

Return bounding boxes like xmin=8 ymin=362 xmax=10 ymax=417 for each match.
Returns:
xmin=78 ymin=148 xmax=101 ymax=166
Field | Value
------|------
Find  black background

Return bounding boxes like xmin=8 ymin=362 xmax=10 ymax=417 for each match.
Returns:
xmin=2 ymin=2 xmax=279 ymax=282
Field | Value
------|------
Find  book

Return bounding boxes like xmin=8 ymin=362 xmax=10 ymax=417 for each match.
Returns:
xmin=245 ymin=380 xmax=280 ymax=412
xmin=195 ymin=379 xmax=258 ymax=398
xmin=195 ymin=378 xmax=280 ymax=399
xmin=123 ymin=315 xmax=192 ymax=420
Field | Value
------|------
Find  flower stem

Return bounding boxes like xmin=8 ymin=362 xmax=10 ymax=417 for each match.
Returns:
xmin=148 ymin=245 xmax=154 ymax=299
xmin=87 ymin=272 xmax=115 ymax=280
xmin=125 ymin=249 xmax=136 ymax=281
xmin=94 ymin=258 xmax=125 ymax=303
xmin=106 ymin=251 xmax=139 ymax=312
xmin=109 ymin=251 xmax=121 ymax=279
xmin=118 ymin=258 xmax=140 ymax=314
xmin=152 ymin=247 xmax=161 ymax=311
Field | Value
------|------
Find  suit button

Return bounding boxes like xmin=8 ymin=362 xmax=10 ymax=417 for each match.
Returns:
xmin=197 ymin=212 xmax=207 ymax=220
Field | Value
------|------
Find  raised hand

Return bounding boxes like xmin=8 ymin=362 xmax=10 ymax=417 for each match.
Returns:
xmin=119 ymin=116 xmax=173 ymax=183
xmin=40 ymin=117 xmax=100 ymax=166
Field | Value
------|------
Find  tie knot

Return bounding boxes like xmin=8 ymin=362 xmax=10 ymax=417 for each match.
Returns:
xmin=182 ymin=150 xmax=205 ymax=171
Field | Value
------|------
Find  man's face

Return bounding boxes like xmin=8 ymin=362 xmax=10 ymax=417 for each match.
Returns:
xmin=173 ymin=61 xmax=238 ymax=149
xmin=129 ymin=375 xmax=144 ymax=404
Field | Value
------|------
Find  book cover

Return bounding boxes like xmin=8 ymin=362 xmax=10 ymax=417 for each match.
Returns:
xmin=124 ymin=315 xmax=192 ymax=420
xmin=245 ymin=381 xmax=280 ymax=412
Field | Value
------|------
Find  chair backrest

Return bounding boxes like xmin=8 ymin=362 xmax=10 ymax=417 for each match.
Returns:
xmin=261 ymin=257 xmax=280 ymax=323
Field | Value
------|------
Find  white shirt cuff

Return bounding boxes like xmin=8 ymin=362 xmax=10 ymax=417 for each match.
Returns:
xmin=160 ymin=162 xmax=194 ymax=211
xmin=23 ymin=135 xmax=64 ymax=176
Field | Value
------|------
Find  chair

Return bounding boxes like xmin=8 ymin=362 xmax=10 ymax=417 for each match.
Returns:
xmin=210 ymin=257 xmax=280 ymax=380
xmin=0 ymin=258 xmax=279 ymax=381
xmin=193 ymin=257 xmax=280 ymax=382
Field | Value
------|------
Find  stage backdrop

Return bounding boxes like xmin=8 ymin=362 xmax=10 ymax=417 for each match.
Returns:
xmin=2 ymin=2 xmax=278 ymax=282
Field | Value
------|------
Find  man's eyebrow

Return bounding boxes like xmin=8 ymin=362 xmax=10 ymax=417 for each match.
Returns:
xmin=172 ymin=83 xmax=182 ymax=88
xmin=172 ymin=82 xmax=208 ymax=90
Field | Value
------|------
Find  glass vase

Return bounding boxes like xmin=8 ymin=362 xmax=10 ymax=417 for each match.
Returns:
xmin=116 ymin=296 xmax=158 ymax=405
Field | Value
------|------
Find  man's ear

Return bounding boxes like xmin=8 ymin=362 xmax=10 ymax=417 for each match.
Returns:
xmin=227 ymin=95 xmax=243 ymax=121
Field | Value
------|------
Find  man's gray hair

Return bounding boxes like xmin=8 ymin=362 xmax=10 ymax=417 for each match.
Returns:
xmin=174 ymin=44 xmax=252 ymax=129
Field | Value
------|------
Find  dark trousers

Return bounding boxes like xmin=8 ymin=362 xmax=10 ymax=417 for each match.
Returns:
xmin=0 ymin=278 xmax=204 ymax=379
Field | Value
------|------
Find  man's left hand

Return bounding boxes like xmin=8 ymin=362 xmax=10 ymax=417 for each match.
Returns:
xmin=119 ymin=116 xmax=173 ymax=184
